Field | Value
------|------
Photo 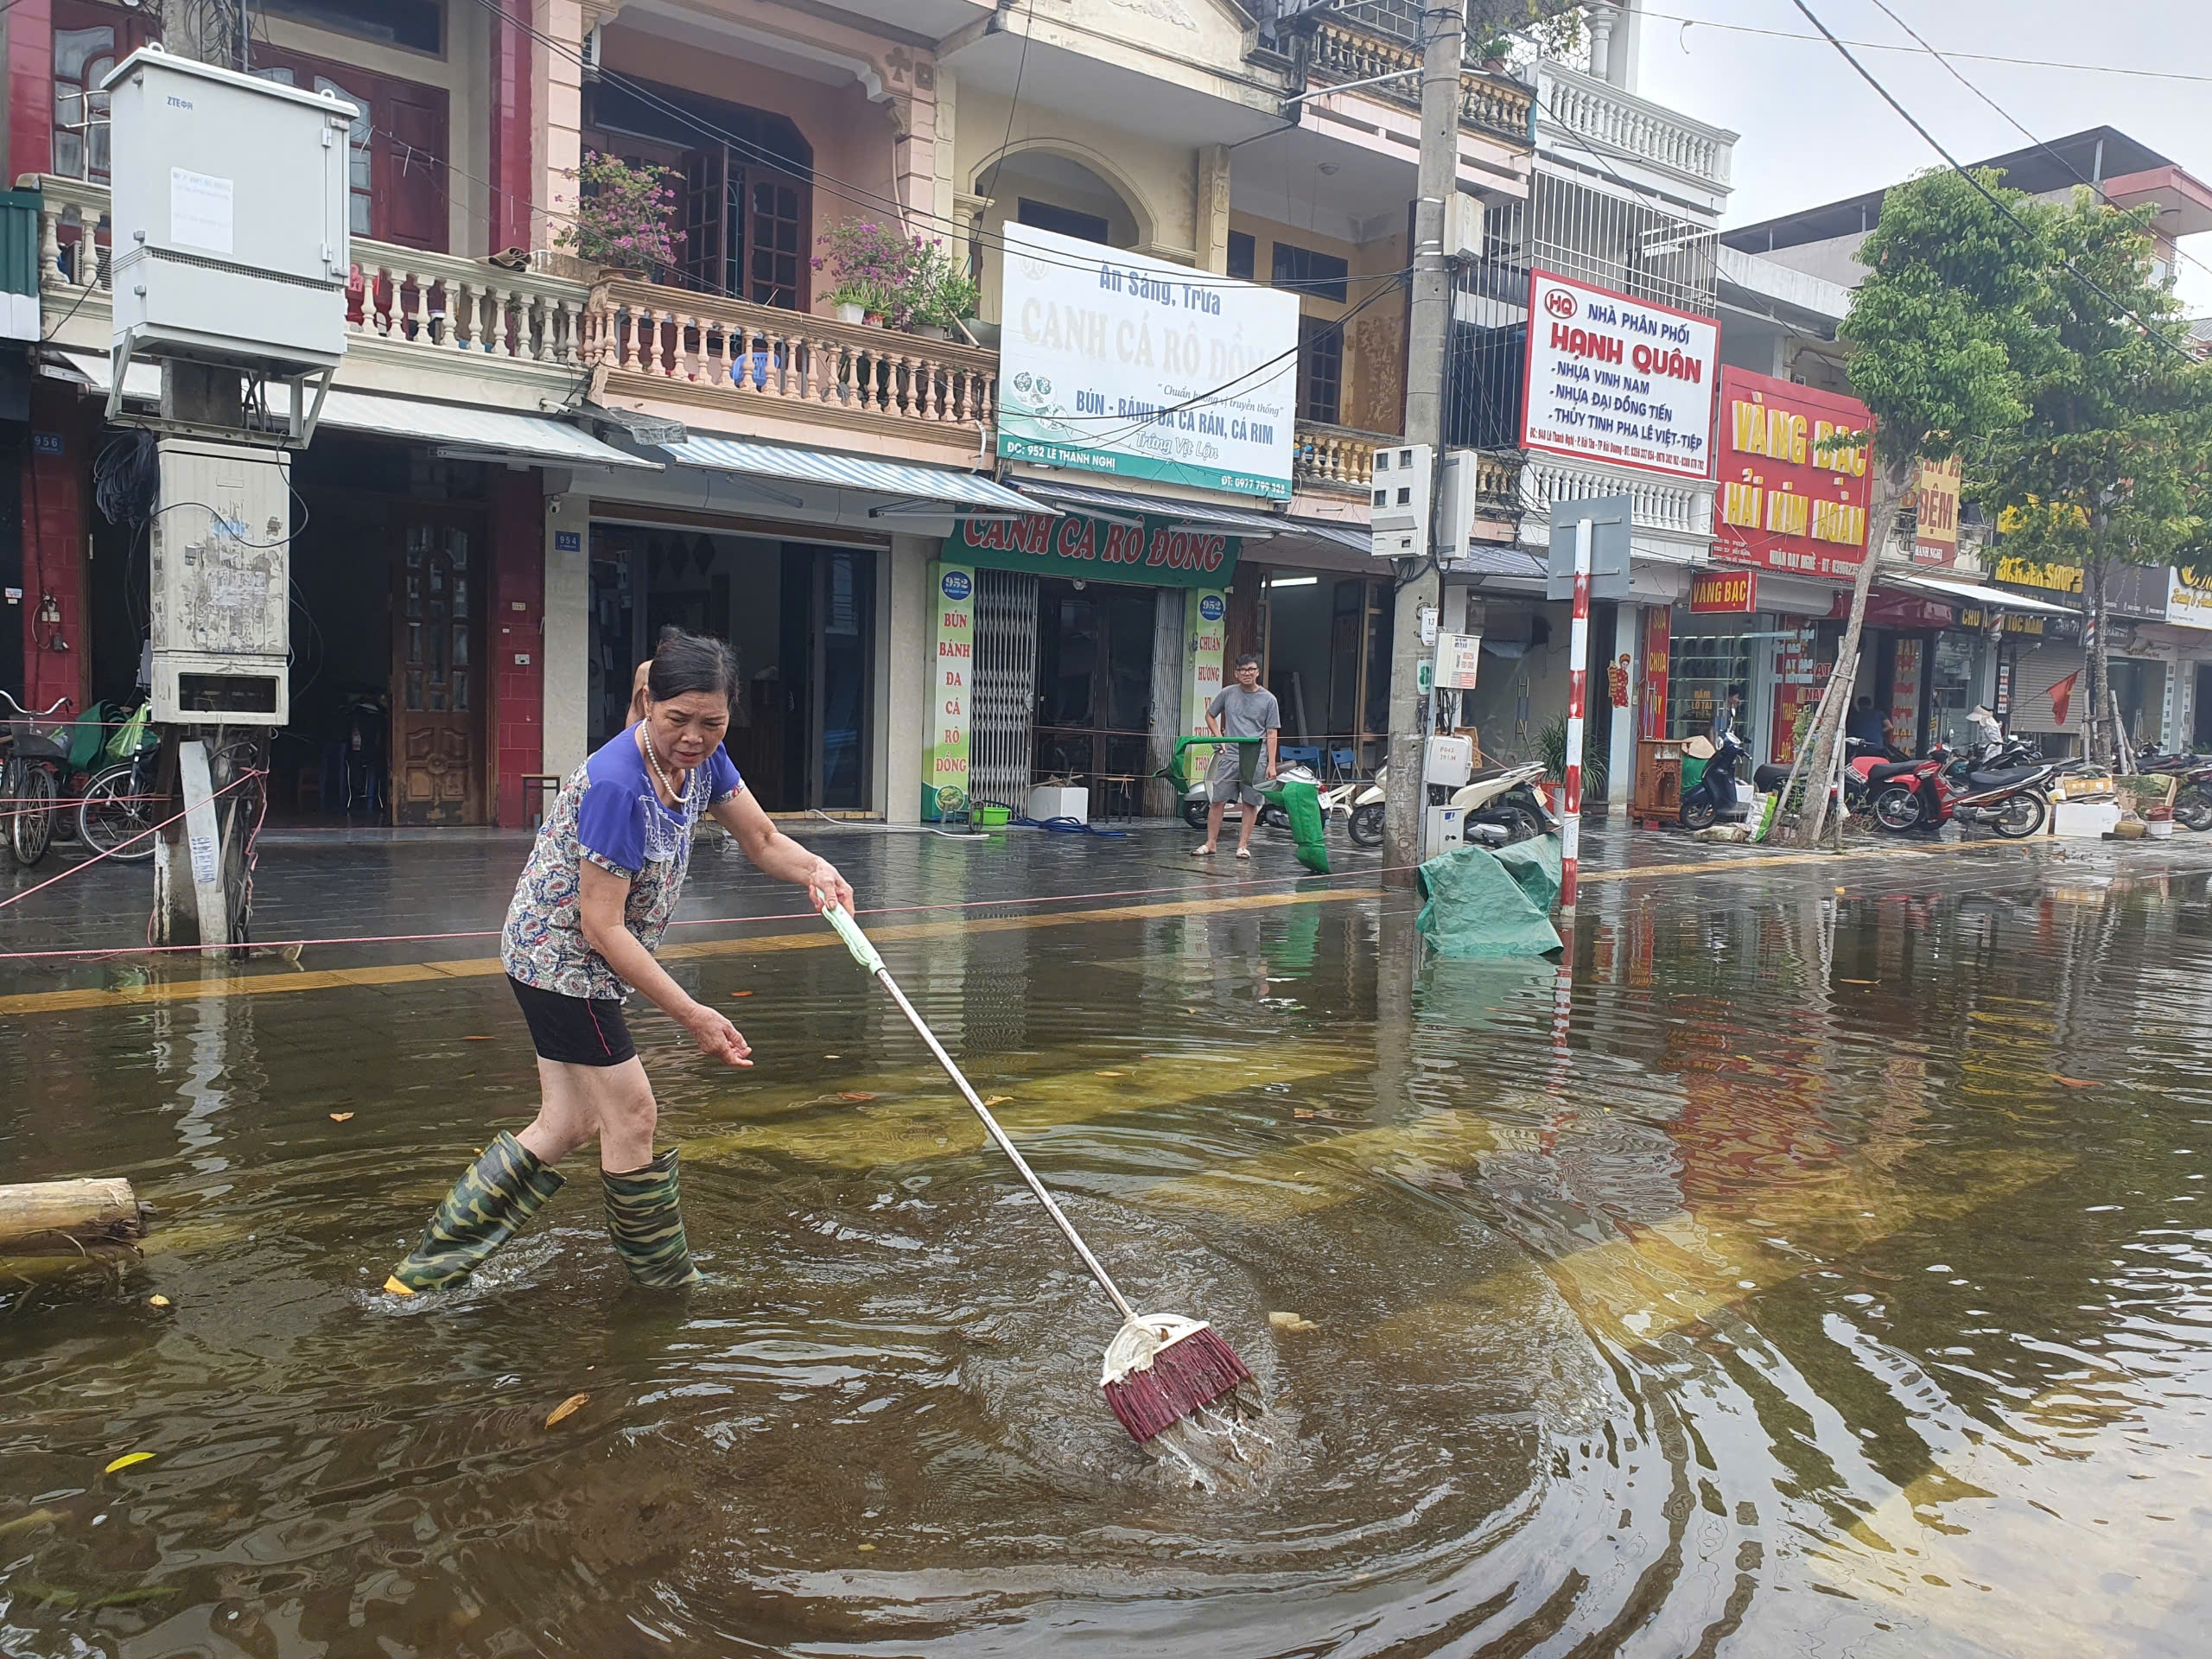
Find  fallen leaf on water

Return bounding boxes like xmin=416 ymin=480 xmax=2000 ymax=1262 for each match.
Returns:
xmin=463 ymin=1035 xmax=493 ymax=1042
xmin=1840 ymin=979 xmax=1877 ymax=986
xmin=982 ymin=1096 xmax=1013 ymax=1108
xmin=731 ymin=990 xmax=754 ymax=998
xmin=857 ymin=1543 xmax=876 ymax=1552
xmin=0 ymin=1508 xmax=64 ymax=1538
xmin=544 ymin=1394 xmax=590 ymax=1428
xmin=824 ymin=1054 xmax=842 ymax=1060
xmin=147 ymin=1294 xmax=170 ymax=1309
xmin=2054 ymin=1076 xmax=2101 ymax=1088
xmin=1095 ymin=1070 xmax=1124 ymax=1077
xmin=839 ymin=1091 xmax=878 ymax=1102
xmin=329 ymin=1111 xmax=354 ymax=1122
xmin=1267 ymin=1311 xmax=1318 ymax=1333
xmin=103 ymin=1452 xmax=154 ymax=1475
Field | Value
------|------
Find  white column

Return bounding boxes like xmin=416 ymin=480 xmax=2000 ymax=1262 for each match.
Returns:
xmin=882 ymin=535 xmax=933 ymax=823
xmin=1610 ymin=601 xmax=1640 ymax=817
xmin=542 ymin=493 xmax=590 ymax=778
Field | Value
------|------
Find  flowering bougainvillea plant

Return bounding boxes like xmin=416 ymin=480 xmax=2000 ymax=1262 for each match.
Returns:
xmin=556 ymin=152 xmax=684 ymax=271
xmin=813 ymin=221 xmax=979 ymax=330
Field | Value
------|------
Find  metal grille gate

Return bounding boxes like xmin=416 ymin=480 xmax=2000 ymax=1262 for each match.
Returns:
xmin=970 ymin=569 xmax=1039 ymax=809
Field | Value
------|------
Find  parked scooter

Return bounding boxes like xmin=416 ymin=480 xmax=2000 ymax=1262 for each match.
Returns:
xmin=1447 ymin=761 xmax=1559 ymax=846
xmin=1679 ymin=728 xmax=1751 ymax=830
xmin=2134 ymin=744 xmax=2212 ymax=831
xmin=1874 ymin=747 xmax=2071 ymax=839
xmin=1344 ymin=767 xmax=1388 ymax=849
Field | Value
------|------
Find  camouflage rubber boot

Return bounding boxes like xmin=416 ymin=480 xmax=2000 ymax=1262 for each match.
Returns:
xmin=384 ymin=1132 xmax=565 ymax=1295
xmin=602 ymin=1147 xmax=702 ymax=1288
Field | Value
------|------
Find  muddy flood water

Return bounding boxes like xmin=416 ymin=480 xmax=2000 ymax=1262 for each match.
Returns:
xmin=4 ymin=841 xmax=2212 ymax=1656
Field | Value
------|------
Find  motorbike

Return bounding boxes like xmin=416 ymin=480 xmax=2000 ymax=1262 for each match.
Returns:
xmin=1680 ymin=728 xmax=1751 ymax=830
xmin=1446 ymin=761 xmax=1559 ymax=847
xmin=1874 ymin=747 xmax=2069 ymax=839
xmin=2133 ymin=744 xmax=2212 ymax=831
xmin=1344 ymin=767 xmax=1387 ymax=849
xmin=1177 ymin=760 xmax=1317 ymax=835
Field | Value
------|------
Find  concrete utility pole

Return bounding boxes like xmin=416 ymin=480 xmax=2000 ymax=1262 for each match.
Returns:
xmin=1381 ymin=0 xmax=1465 ymax=884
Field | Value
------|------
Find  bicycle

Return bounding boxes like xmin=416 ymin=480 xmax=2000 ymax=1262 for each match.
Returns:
xmin=77 ymin=702 xmax=164 ymax=862
xmin=0 ymin=690 xmax=73 ymax=869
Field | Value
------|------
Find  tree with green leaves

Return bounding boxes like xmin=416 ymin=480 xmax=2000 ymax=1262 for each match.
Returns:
xmin=1976 ymin=194 xmax=2212 ymax=766
xmin=1774 ymin=168 xmax=2059 ymax=846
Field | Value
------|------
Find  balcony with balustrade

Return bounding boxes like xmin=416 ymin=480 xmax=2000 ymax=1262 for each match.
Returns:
xmin=1532 ymin=61 xmax=1736 ymax=215
xmin=22 ymin=175 xmax=1000 ymax=465
xmin=1297 ymin=16 xmax=1535 ymax=149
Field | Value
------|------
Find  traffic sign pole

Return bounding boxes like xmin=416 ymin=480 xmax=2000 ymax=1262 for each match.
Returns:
xmin=1560 ymin=517 xmax=1592 ymax=916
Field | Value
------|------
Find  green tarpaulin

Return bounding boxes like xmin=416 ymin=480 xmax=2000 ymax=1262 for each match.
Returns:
xmin=1415 ymin=838 xmax=1564 ymax=957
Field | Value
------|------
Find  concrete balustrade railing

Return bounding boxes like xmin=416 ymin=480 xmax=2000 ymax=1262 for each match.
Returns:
xmin=582 ymin=279 xmax=998 ymax=435
xmin=1294 ymin=422 xmax=1395 ymax=492
xmin=1533 ymin=64 xmax=1735 ymax=191
xmin=26 ymin=175 xmax=590 ymax=369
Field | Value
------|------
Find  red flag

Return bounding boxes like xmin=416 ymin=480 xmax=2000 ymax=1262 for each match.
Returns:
xmin=2049 ymin=671 xmax=2080 ymax=727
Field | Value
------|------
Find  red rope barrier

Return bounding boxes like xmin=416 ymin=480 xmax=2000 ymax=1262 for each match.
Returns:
xmin=0 ymin=769 xmax=266 ymax=918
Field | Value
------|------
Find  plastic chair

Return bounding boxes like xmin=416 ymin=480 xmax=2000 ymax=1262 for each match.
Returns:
xmin=1279 ymin=744 xmax=1324 ymax=772
xmin=1329 ymin=747 xmax=1358 ymax=783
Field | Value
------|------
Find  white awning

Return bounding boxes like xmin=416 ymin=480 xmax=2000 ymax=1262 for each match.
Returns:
xmin=655 ymin=434 xmax=1043 ymax=515
xmin=47 ymin=349 xmax=658 ymax=470
xmin=1892 ymin=572 xmax=2077 ymax=617
xmin=1015 ymin=478 xmax=1289 ymax=537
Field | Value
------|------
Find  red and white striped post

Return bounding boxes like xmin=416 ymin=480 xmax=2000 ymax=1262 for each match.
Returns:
xmin=1560 ymin=516 xmax=1592 ymax=916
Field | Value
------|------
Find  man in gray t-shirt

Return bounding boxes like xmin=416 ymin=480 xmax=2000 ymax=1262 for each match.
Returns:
xmin=1194 ymin=653 xmax=1281 ymax=859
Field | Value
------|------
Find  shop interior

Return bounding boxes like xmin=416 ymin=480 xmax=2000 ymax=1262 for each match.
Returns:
xmin=1030 ymin=577 xmax=1157 ymax=790
xmin=1257 ymin=573 xmax=1393 ymax=777
xmin=588 ymin=523 xmax=876 ymax=813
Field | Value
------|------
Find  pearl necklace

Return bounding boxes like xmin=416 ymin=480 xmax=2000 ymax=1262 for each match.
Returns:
xmin=642 ymin=728 xmax=689 ymax=807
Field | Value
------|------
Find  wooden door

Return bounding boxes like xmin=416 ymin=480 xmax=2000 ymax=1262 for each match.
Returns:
xmin=391 ymin=513 xmax=486 ymax=824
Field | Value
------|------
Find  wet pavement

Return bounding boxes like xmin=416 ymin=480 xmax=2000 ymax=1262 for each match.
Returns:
xmin=6 ymin=819 xmax=2212 ymax=1656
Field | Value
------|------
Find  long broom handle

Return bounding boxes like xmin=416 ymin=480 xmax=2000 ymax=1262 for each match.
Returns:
xmin=823 ymin=905 xmax=1139 ymax=1325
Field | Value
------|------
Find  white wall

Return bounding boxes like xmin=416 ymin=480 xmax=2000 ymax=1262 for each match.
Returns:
xmin=542 ymin=493 xmax=590 ymax=778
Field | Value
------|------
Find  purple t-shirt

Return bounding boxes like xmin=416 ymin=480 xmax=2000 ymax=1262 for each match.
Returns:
xmin=500 ymin=730 xmax=743 ymax=1000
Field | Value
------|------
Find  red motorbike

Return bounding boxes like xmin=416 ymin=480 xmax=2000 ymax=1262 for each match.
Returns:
xmin=1873 ymin=744 xmax=2072 ymax=839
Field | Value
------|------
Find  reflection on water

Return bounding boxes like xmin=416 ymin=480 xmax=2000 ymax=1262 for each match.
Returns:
xmin=5 ymin=866 xmax=2212 ymax=1656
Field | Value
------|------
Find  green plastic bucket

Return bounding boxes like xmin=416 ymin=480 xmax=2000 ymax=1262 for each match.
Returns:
xmin=977 ymin=804 xmax=1011 ymax=827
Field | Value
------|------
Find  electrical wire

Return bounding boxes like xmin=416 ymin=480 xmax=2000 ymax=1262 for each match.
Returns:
xmin=455 ymin=0 xmax=1399 ymax=294
xmin=1857 ymin=0 xmax=2212 ymax=293
xmin=977 ymin=0 xmax=1034 ymax=207
xmin=1640 ymin=5 xmax=2212 ymax=86
xmin=1787 ymin=0 xmax=2194 ymax=365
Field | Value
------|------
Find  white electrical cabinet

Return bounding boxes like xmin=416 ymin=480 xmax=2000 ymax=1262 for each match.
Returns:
xmin=1370 ymin=442 xmax=1432 ymax=560
xmin=149 ymin=440 xmax=290 ymax=727
xmin=105 ymin=46 xmax=354 ymax=375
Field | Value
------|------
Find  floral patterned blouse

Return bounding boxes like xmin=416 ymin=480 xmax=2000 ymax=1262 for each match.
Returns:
xmin=500 ymin=729 xmax=743 ymax=1000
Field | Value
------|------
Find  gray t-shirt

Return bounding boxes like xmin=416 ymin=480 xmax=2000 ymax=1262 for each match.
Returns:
xmin=1209 ymin=683 xmax=1281 ymax=740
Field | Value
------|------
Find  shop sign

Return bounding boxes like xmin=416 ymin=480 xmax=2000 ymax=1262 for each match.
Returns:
xmin=1829 ymin=591 xmax=1953 ymax=631
xmin=923 ymin=564 xmax=975 ymax=811
xmin=1889 ymin=637 xmax=1923 ymax=747
xmin=1639 ymin=605 xmax=1671 ymax=739
xmin=944 ymin=512 xmax=1241 ymax=591
xmin=1689 ymin=569 xmax=1758 ymax=613
xmin=1910 ymin=456 xmax=1963 ymax=566
xmin=2166 ymin=566 xmax=2212 ymax=630
xmin=1522 ymin=270 xmax=1718 ymax=480
xmin=1711 ymin=367 xmax=1872 ymax=580
xmin=996 ymin=223 xmax=1298 ymax=499
xmin=1992 ymin=555 xmax=2082 ymax=594
xmin=1957 ymin=607 xmax=2082 ymax=643
xmin=1183 ymin=588 xmax=1229 ymax=735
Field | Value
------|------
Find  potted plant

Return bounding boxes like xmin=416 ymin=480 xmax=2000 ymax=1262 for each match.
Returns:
xmin=814 ymin=219 xmax=925 ymax=328
xmin=1474 ymin=33 xmax=1513 ymax=73
xmin=556 ymin=151 xmax=683 ymax=279
xmin=1539 ymin=713 xmax=1608 ymax=813
xmin=912 ymin=243 xmax=982 ymax=342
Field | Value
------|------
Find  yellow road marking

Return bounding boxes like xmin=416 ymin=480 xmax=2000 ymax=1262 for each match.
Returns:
xmin=0 ymin=836 xmax=2045 ymax=1020
xmin=685 ymin=1048 xmax=1367 ymax=1170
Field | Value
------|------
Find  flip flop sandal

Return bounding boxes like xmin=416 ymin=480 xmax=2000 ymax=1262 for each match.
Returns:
xmin=1191 ymin=845 xmax=1216 ymax=855
xmin=1236 ymin=849 xmax=1253 ymax=859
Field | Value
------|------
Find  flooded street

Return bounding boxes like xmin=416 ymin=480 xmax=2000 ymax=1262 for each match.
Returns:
xmin=5 ymin=830 xmax=2212 ymax=1656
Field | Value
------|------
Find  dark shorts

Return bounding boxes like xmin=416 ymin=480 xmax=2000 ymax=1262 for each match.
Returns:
xmin=508 ymin=976 xmax=636 ymax=1067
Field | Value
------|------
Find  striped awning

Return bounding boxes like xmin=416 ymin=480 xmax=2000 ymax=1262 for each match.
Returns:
xmin=656 ymin=435 xmax=1043 ymax=512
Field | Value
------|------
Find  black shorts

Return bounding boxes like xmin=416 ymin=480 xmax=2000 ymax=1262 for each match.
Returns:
xmin=508 ymin=976 xmax=637 ymax=1067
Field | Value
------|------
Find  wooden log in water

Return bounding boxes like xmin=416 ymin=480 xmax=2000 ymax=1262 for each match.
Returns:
xmin=0 ymin=1179 xmax=149 ymax=1253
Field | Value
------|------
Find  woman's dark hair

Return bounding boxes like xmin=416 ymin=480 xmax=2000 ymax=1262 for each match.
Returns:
xmin=645 ymin=626 xmax=737 ymax=707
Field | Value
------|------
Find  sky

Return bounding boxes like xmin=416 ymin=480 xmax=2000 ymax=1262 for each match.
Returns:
xmin=1625 ymin=0 xmax=2212 ymax=315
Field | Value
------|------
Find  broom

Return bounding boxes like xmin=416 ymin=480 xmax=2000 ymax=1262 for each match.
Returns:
xmin=821 ymin=903 xmax=1253 ymax=1443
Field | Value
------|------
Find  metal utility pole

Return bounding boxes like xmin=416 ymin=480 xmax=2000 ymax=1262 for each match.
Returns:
xmin=1382 ymin=0 xmax=1464 ymax=885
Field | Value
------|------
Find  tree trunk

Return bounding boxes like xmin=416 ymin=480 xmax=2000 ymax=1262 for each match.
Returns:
xmin=1776 ymin=455 xmax=1913 ymax=846
xmin=2083 ymin=559 xmax=2113 ymax=767
xmin=0 ymin=1180 xmax=149 ymax=1253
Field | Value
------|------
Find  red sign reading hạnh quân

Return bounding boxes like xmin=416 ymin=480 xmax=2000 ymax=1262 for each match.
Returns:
xmin=1711 ymin=367 xmax=1873 ymax=581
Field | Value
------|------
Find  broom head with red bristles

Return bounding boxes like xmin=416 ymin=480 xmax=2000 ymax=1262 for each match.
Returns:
xmin=1100 ymin=1314 xmax=1254 ymax=1444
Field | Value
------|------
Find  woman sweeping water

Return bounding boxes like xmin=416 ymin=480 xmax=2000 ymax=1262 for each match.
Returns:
xmin=384 ymin=628 xmax=852 ymax=1294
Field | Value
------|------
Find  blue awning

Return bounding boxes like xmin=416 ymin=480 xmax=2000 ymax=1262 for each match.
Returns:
xmin=655 ymin=435 xmax=1045 ymax=514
